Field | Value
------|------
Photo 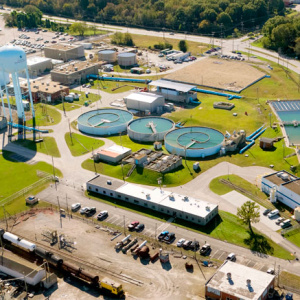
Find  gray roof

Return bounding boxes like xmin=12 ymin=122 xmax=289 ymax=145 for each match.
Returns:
xmin=87 ymin=175 xmax=124 ymax=191
xmin=149 ymin=79 xmax=196 ymax=92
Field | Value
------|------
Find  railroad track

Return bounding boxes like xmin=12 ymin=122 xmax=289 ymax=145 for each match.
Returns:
xmin=15 ymin=233 xmax=144 ymax=287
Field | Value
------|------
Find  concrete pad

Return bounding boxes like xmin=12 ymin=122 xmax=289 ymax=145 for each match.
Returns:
xmin=221 ymin=191 xmax=279 ymax=231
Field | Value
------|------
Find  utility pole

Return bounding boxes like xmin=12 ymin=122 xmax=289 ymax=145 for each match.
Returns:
xmin=68 ymin=118 xmax=73 ymax=146
xmin=51 ymin=156 xmax=57 ymax=190
xmin=155 ymin=223 xmax=157 ymax=240
xmin=92 ymin=146 xmax=97 ymax=174
xmin=2 ymin=206 xmax=7 ymax=231
xmin=278 ymin=265 xmax=280 ymax=287
xmin=57 ymin=196 xmax=62 ymax=228
xmin=232 ymin=33 xmax=235 ymax=52
xmin=212 ymin=32 xmax=215 ymax=48
xmin=220 ymin=24 xmax=224 ymax=56
xmin=66 ymin=194 xmax=70 ymax=220
xmin=123 ymin=215 xmax=126 ymax=235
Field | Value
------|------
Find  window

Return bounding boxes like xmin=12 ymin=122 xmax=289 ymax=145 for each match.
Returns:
xmin=144 ymin=203 xmax=148 ymax=207
xmin=207 ymin=287 xmax=220 ymax=296
xmin=186 ymin=216 xmax=188 ymax=219
xmin=226 ymin=298 xmax=232 ymax=300
xmin=134 ymin=200 xmax=139 ymax=204
xmin=161 ymin=208 xmax=164 ymax=212
xmin=152 ymin=206 xmax=156 ymax=209
xmin=110 ymin=193 xmax=113 ymax=196
xmin=95 ymin=188 xmax=98 ymax=192
xmin=179 ymin=214 xmax=182 ymax=217
xmin=192 ymin=217 xmax=194 ymax=221
xmin=125 ymin=197 xmax=129 ymax=200
xmin=88 ymin=186 xmax=91 ymax=190
xmin=167 ymin=210 xmax=169 ymax=213
xmin=103 ymin=191 xmax=106 ymax=194
xmin=117 ymin=195 xmax=121 ymax=198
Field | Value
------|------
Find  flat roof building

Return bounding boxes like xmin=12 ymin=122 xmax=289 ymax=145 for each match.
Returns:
xmin=19 ymin=56 xmax=52 ymax=78
xmin=149 ymin=79 xmax=197 ymax=103
xmin=261 ymin=170 xmax=300 ymax=209
xmin=87 ymin=175 xmax=218 ymax=225
xmin=205 ymin=261 xmax=275 ymax=300
xmin=95 ymin=145 xmax=132 ymax=164
xmin=124 ymin=92 xmax=165 ymax=113
xmin=44 ymin=44 xmax=85 ymax=62
xmin=20 ymin=79 xmax=69 ymax=103
xmin=51 ymin=61 xmax=101 ymax=85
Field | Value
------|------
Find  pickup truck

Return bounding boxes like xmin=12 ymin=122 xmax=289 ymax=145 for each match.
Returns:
xmin=128 ymin=221 xmax=139 ymax=231
xmin=158 ymin=231 xmax=169 ymax=241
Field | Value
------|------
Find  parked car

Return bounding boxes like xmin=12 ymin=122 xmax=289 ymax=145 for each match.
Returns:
xmin=176 ymin=238 xmax=185 ymax=247
xmin=200 ymin=244 xmax=211 ymax=256
xmin=226 ymin=253 xmax=236 ymax=261
xmin=275 ymin=217 xmax=285 ymax=225
xmin=158 ymin=231 xmax=169 ymax=241
xmin=26 ymin=195 xmax=39 ymax=205
xmin=71 ymin=203 xmax=81 ymax=211
xmin=267 ymin=268 xmax=275 ymax=274
xmin=158 ymin=53 xmax=164 ymax=57
xmin=128 ymin=221 xmax=139 ymax=231
xmin=189 ymin=240 xmax=200 ymax=251
xmin=268 ymin=209 xmax=279 ymax=219
xmin=135 ymin=223 xmax=145 ymax=232
xmin=281 ymin=219 xmax=292 ymax=229
xmin=86 ymin=207 xmax=96 ymax=217
xmin=263 ymin=209 xmax=272 ymax=216
xmin=183 ymin=240 xmax=192 ymax=249
xmin=164 ymin=233 xmax=176 ymax=244
xmin=97 ymin=210 xmax=108 ymax=220
xmin=80 ymin=207 xmax=89 ymax=215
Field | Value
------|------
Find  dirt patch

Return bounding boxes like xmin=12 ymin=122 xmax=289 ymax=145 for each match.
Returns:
xmin=164 ymin=58 xmax=266 ymax=92
xmin=6 ymin=210 xmax=217 ymax=300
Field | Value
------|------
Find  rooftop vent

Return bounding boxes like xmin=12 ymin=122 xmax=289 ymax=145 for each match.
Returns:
xmin=46 ymin=83 xmax=50 ymax=86
xmin=45 ymin=88 xmax=48 ymax=91
xmin=54 ymin=85 xmax=56 ymax=87
xmin=206 ymin=206 xmax=210 ymax=211
xmin=146 ymin=194 xmax=151 ymax=200
xmin=107 ymin=180 xmax=112 ymax=185
xmin=41 ymin=82 xmax=44 ymax=85
xmin=169 ymin=195 xmax=174 ymax=201
xmin=74 ymin=67 xmax=78 ymax=71
xmin=246 ymin=279 xmax=251 ymax=286
xmin=281 ymin=173 xmax=289 ymax=181
xmin=227 ymin=273 xmax=231 ymax=279
xmin=183 ymin=196 xmax=189 ymax=202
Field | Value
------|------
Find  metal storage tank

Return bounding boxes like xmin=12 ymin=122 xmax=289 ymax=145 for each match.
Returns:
xmin=164 ymin=126 xmax=224 ymax=158
xmin=128 ymin=117 xmax=175 ymax=142
xmin=0 ymin=72 xmax=9 ymax=86
xmin=3 ymin=232 xmax=36 ymax=252
xmin=77 ymin=108 xmax=133 ymax=136
xmin=118 ymin=52 xmax=137 ymax=67
xmin=98 ymin=50 xmax=117 ymax=63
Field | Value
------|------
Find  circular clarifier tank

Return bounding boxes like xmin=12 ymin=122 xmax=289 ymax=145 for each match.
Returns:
xmin=164 ymin=126 xmax=224 ymax=158
xmin=127 ymin=117 xmax=175 ymax=142
xmin=77 ymin=108 xmax=133 ymax=136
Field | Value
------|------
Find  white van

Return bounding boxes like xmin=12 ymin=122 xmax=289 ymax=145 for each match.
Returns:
xmin=267 ymin=209 xmax=279 ymax=219
xmin=226 ymin=253 xmax=236 ymax=261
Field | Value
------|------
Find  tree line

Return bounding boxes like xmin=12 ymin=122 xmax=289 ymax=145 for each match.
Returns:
xmin=3 ymin=0 xmax=285 ymax=36
xmin=261 ymin=15 xmax=300 ymax=56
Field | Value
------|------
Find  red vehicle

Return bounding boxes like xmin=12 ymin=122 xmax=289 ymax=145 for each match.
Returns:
xmin=128 ymin=221 xmax=139 ymax=231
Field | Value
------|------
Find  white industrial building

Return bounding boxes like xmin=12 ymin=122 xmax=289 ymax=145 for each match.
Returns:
xmin=150 ymin=79 xmax=197 ymax=103
xmin=22 ymin=56 xmax=53 ymax=78
xmin=87 ymin=176 xmax=218 ymax=225
xmin=261 ymin=170 xmax=300 ymax=209
xmin=124 ymin=92 xmax=165 ymax=113
xmin=205 ymin=261 xmax=275 ymax=300
xmin=95 ymin=145 xmax=131 ymax=164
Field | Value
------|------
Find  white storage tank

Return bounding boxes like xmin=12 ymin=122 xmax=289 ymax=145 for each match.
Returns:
xmin=118 ymin=52 xmax=137 ymax=67
xmin=98 ymin=50 xmax=117 ymax=63
xmin=3 ymin=232 xmax=36 ymax=252
xmin=0 ymin=45 xmax=27 ymax=72
xmin=0 ymin=72 xmax=9 ymax=86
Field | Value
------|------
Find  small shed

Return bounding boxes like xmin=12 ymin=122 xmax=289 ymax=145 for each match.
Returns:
xmin=96 ymin=145 xmax=131 ymax=164
xmin=294 ymin=206 xmax=300 ymax=222
xmin=259 ymin=137 xmax=274 ymax=150
xmin=154 ymin=141 xmax=162 ymax=150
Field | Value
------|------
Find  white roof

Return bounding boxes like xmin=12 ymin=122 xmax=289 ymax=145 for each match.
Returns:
xmin=116 ymin=183 xmax=217 ymax=218
xmin=105 ymin=145 xmax=131 ymax=155
xmin=149 ymin=79 xmax=196 ymax=92
xmin=206 ymin=261 xmax=275 ymax=300
xmin=125 ymin=92 xmax=163 ymax=103
xmin=27 ymin=56 xmax=51 ymax=66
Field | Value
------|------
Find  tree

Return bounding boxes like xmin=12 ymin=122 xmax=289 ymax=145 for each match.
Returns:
xmin=178 ymin=40 xmax=188 ymax=52
xmin=69 ymin=22 xmax=88 ymax=36
xmin=237 ymin=201 xmax=260 ymax=234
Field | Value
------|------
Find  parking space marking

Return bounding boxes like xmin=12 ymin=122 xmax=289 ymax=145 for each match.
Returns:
xmin=217 ymin=251 xmax=226 ymax=260
xmin=115 ymin=220 xmax=124 ymax=226
xmin=211 ymin=250 xmax=220 ymax=259
xmin=108 ymin=216 xmax=119 ymax=223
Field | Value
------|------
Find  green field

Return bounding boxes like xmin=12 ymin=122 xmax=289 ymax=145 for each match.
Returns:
xmin=91 ymin=80 xmax=148 ymax=94
xmin=26 ymin=103 xmax=62 ymax=127
xmin=282 ymin=228 xmax=300 ymax=248
xmin=131 ymin=34 xmax=209 ymax=56
xmin=0 ymin=151 xmax=62 ymax=199
xmin=12 ymin=136 xmax=60 ymax=157
xmin=54 ymin=90 xmax=101 ymax=111
xmin=65 ymin=132 xmax=105 ymax=156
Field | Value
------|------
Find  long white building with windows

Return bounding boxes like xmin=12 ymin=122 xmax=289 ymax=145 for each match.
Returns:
xmin=261 ymin=170 xmax=300 ymax=209
xmin=87 ymin=175 xmax=218 ymax=226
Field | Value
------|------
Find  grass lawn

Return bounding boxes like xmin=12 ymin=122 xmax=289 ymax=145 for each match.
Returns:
xmin=91 ymin=80 xmax=148 ymax=94
xmin=11 ymin=136 xmax=60 ymax=157
xmin=280 ymin=271 xmax=300 ymax=289
xmin=54 ymin=90 xmax=101 ymax=111
xmin=131 ymin=34 xmax=210 ymax=56
xmin=86 ymin=190 xmax=292 ymax=259
xmin=282 ymin=228 xmax=300 ymax=248
xmin=251 ymin=38 xmax=264 ymax=49
xmin=26 ymin=103 xmax=61 ymax=127
xmin=65 ymin=132 xmax=104 ymax=156
xmin=0 ymin=151 xmax=62 ymax=199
